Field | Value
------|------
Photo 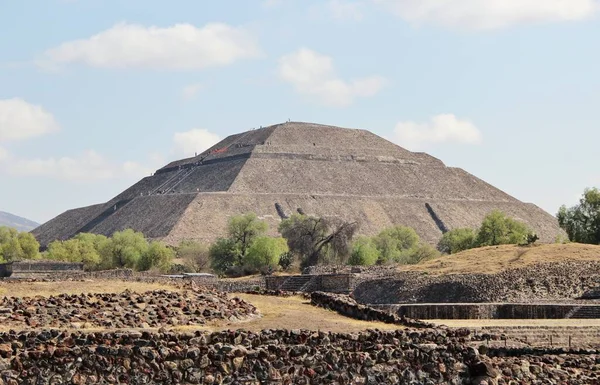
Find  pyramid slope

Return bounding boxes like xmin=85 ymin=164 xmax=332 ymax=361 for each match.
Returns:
xmin=33 ymin=122 xmax=564 ymax=247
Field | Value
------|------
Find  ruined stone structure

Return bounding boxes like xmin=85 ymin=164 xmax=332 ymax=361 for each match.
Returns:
xmin=265 ymin=274 xmax=354 ymax=293
xmin=33 ymin=122 xmax=563 ymax=247
xmin=0 ymin=260 xmax=83 ymax=279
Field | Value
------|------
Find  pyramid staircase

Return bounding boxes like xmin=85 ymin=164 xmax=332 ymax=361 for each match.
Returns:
xmin=74 ymin=199 xmax=133 ymax=236
xmin=565 ymin=305 xmax=600 ymax=319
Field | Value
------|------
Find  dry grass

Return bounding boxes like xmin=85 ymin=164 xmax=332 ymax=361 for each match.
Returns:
xmin=0 ymin=280 xmax=181 ymax=298
xmin=401 ymin=243 xmax=600 ymax=275
xmin=216 ymin=294 xmax=401 ymax=332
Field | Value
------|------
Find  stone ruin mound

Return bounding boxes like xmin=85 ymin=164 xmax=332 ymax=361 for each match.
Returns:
xmin=353 ymin=261 xmax=600 ymax=305
xmin=33 ymin=121 xmax=563 ymax=248
xmin=0 ymin=329 xmax=597 ymax=384
xmin=0 ymin=288 xmax=257 ymax=329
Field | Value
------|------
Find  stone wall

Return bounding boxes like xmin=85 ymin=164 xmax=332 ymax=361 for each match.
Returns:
xmin=310 ymin=292 xmax=435 ymax=329
xmin=1 ymin=329 xmax=598 ymax=384
xmin=373 ymin=303 xmax=600 ymax=320
xmin=354 ymin=261 xmax=600 ymax=304
xmin=264 ymin=276 xmax=288 ymax=289
xmin=265 ymin=274 xmax=354 ymax=293
xmin=0 ymin=261 xmax=84 ymax=279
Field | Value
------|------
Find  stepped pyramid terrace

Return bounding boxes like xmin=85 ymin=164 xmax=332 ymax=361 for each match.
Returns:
xmin=33 ymin=122 xmax=563 ymax=247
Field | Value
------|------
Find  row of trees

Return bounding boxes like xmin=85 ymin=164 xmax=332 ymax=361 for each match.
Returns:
xmin=348 ymin=227 xmax=439 ymax=266
xmin=206 ymin=213 xmax=440 ymax=273
xmin=4 ymin=185 xmax=599 ymax=275
xmin=437 ymin=210 xmax=537 ymax=255
xmin=0 ymin=228 xmax=174 ymax=273
xmin=45 ymin=230 xmax=174 ymax=272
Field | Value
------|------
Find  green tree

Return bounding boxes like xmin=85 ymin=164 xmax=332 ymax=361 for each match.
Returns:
xmin=279 ymin=214 xmax=358 ymax=268
xmin=475 ymin=210 xmax=531 ymax=247
xmin=209 ymin=238 xmax=238 ymax=274
xmin=557 ymin=187 xmax=600 ymax=244
xmin=137 ymin=241 xmax=174 ymax=272
xmin=46 ymin=237 xmax=101 ymax=270
xmin=0 ymin=226 xmax=40 ymax=261
xmin=244 ymin=236 xmax=288 ymax=273
xmin=407 ymin=243 xmax=440 ymax=264
xmin=106 ymin=229 xmax=149 ymax=269
xmin=437 ymin=228 xmax=476 ymax=254
xmin=372 ymin=226 xmax=420 ymax=264
xmin=348 ymin=236 xmax=380 ymax=266
xmin=227 ymin=213 xmax=268 ymax=264
xmin=177 ymin=240 xmax=211 ymax=272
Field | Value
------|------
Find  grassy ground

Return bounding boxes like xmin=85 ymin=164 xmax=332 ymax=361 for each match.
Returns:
xmin=399 ymin=243 xmax=600 ymax=275
xmin=0 ymin=280 xmax=181 ymax=298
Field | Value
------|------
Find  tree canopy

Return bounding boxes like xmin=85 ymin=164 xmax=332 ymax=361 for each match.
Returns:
xmin=558 ymin=187 xmax=600 ymax=244
xmin=0 ymin=226 xmax=40 ymax=262
xmin=475 ymin=210 xmax=531 ymax=247
xmin=279 ymin=214 xmax=358 ymax=268
xmin=46 ymin=230 xmax=172 ymax=272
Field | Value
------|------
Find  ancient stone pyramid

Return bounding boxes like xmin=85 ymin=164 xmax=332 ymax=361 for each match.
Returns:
xmin=34 ymin=122 xmax=562 ymax=247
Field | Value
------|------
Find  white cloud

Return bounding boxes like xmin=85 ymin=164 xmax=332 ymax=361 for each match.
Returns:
xmin=0 ymin=146 xmax=7 ymax=161
xmin=393 ymin=114 xmax=482 ymax=150
xmin=173 ymin=129 xmax=221 ymax=157
xmin=278 ymin=48 xmax=385 ymax=107
xmin=372 ymin=0 xmax=599 ymax=29
xmin=0 ymin=98 xmax=60 ymax=142
xmin=181 ymin=83 xmax=203 ymax=100
xmin=325 ymin=0 xmax=364 ymax=20
xmin=39 ymin=22 xmax=260 ymax=70
xmin=1 ymin=150 xmax=152 ymax=181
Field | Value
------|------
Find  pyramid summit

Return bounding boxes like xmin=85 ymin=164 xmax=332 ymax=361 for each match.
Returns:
xmin=33 ymin=121 xmax=562 ymax=247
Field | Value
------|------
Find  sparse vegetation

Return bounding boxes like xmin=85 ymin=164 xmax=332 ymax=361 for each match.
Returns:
xmin=348 ymin=236 xmax=379 ymax=266
xmin=177 ymin=240 xmax=210 ymax=272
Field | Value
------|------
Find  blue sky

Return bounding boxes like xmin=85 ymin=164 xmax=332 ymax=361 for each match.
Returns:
xmin=1 ymin=0 xmax=599 ymax=223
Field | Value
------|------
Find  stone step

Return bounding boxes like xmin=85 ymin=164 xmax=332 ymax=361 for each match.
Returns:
xmin=279 ymin=276 xmax=313 ymax=291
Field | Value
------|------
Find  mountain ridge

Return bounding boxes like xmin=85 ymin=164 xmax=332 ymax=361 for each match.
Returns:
xmin=0 ymin=211 xmax=40 ymax=232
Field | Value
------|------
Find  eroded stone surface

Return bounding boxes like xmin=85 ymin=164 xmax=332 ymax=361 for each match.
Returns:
xmin=0 ymin=288 xmax=257 ymax=329
xmin=0 ymin=329 xmax=597 ymax=384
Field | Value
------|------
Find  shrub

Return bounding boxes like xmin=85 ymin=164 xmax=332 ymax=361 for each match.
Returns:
xmin=278 ymin=251 xmax=294 ymax=271
xmin=137 ymin=241 xmax=174 ymax=272
xmin=348 ymin=236 xmax=380 ymax=266
xmin=372 ymin=226 xmax=420 ymax=264
xmin=209 ymin=238 xmax=238 ymax=275
xmin=437 ymin=228 xmax=476 ymax=254
xmin=177 ymin=240 xmax=211 ymax=272
xmin=475 ymin=210 xmax=531 ymax=247
xmin=244 ymin=236 xmax=288 ymax=273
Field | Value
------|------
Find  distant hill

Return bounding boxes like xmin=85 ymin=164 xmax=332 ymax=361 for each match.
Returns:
xmin=0 ymin=211 xmax=40 ymax=232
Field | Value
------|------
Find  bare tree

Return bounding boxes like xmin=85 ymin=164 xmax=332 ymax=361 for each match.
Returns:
xmin=279 ymin=214 xmax=358 ymax=268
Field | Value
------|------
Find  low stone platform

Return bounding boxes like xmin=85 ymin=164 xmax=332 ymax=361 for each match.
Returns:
xmin=373 ymin=303 xmax=600 ymax=320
